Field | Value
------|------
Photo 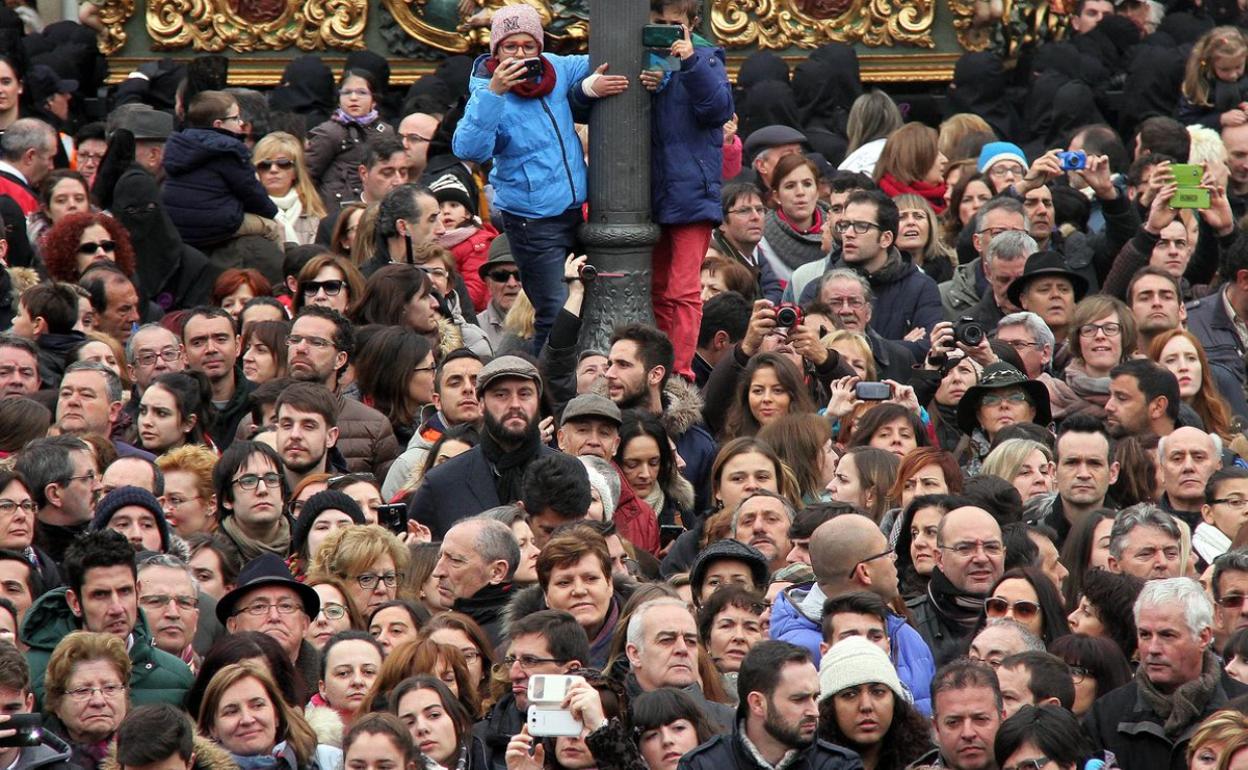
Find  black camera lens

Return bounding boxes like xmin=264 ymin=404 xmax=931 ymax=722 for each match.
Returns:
xmin=776 ymin=307 xmax=798 ymax=326
xmin=953 ymin=316 xmax=985 ymax=347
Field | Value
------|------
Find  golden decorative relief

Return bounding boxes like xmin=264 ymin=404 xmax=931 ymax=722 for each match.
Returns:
xmin=381 ymin=0 xmax=587 ymax=55
xmin=710 ymin=0 xmax=935 ymax=50
xmin=95 ymin=0 xmax=135 ymax=55
xmin=147 ymin=0 xmax=367 ymax=52
xmin=946 ymin=0 xmax=993 ymax=51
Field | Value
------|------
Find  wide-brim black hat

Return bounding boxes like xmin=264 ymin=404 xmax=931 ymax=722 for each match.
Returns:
xmin=956 ymin=362 xmax=1052 ymax=436
xmin=1006 ymin=250 xmax=1089 ymax=309
xmin=216 ymin=552 xmax=321 ymax=624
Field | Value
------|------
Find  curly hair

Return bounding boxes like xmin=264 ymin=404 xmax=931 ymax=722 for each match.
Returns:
xmin=817 ymin=684 xmax=933 ymax=770
xmin=45 ymin=631 xmax=131 ymax=716
xmin=44 ymin=212 xmax=136 ymax=281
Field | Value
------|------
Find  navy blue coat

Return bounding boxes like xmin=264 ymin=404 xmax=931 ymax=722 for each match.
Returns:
xmin=161 ymin=128 xmax=278 ymax=247
xmin=651 ymin=44 xmax=735 ymax=226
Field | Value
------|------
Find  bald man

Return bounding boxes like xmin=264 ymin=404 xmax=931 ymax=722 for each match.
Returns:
xmin=906 ymin=506 xmax=1005 ymax=664
xmin=769 ymin=513 xmax=936 ymax=715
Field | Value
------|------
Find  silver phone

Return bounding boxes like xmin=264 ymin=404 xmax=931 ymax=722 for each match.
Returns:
xmin=527 ymin=704 xmax=582 ymax=737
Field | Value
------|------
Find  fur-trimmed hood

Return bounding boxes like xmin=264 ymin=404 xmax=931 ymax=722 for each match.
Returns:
xmin=305 ymin=703 xmax=346 ymax=749
xmin=589 ymin=376 xmax=706 ymax=440
xmin=102 ymin=734 xmax=240 ymax=770
xmin=501 ymin=574 xmax=641 ymax=641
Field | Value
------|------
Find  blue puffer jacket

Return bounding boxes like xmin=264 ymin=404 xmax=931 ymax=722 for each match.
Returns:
xmin=161 ymin=128 xmax=278 ymax=247
xmin=453 ymin=54 xmax=592 ymax=219
xmin=650 ymin=43 xmax=734 ymax=225
xmin=770 ymin=584 xmax=934 ymax=716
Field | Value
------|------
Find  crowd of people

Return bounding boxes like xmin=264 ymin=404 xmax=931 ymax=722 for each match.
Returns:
xmin=4 ymin=1 xmax=1248 ymax=770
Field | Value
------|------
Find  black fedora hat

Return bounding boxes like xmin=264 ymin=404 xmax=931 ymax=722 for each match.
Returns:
xmin=1006 ymin=250 xmax=1089 ymax=309
xmin=216 ymin=552 xmax=320 ymax=625
xmin=956 ymin=362 xmax=1052 ymax=436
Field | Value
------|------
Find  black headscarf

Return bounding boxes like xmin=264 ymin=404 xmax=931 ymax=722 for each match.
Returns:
xmin=1119 ymin=40 xmax=1186 ymax=137
xmin=738 ymin=82 xmax=803 ymax=144
xmin=792 ymin=44 xmax=858 ymax=165
xmin=1046 ymin=80 xmax=1107 ymax=148
xmin=734 ymin=50 xmax=789 ymax=110
xmin=0 ymin=195 xmax=33 ymax=269
xmin=946 ymin=52 xmax=1019 ymax=141
xmin=267 ymin=55 xmax=335 ymax=128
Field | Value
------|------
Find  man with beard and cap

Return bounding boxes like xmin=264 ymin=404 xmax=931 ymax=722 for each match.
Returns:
xmin=407 ymin=355 xmax=558 ymax=538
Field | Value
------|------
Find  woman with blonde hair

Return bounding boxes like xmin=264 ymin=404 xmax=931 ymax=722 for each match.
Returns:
xmin=840 ymin=90 xmax=904 ymax=176
xmin=43 ymin=631 xmax=131 ymax=770
xmin=894 ymin=192 xmax=956 ymax=283
xmin=253 ymin=131 xmax=327 ymax=245
xmin=980 ymin=438 xmax=1056 ymax=503
xmin=308 ymin=525 xmax=410 ymax=620
xmin=938 ymin=113 xmax=993 ymax=161
xmin=1189 ymin=709 xmax=1248 ymax=770
xmin=826 ymin=329 xmax=876 ymax=381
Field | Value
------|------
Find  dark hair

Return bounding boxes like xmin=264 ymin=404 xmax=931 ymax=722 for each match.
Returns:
xmin=1126 ymin=265 xmax=1181 ymax=304
xmin=609 ymin=323 xmax=675 ymax=393
xmin=0 ymin=397 xmax=51 ymax=454
xmin=817 ymin=682 xmax=932 ymax=770
xmin=15 ymin=434 xmax=87 ymax=508
xmin=389 ymin=676 xmax=472 ymax=756
xmin=144 ymin=371 xmax=215 ymax=449
xmin=1073 ymin=124 xmax=1129 ymax=174
xmin=698 ymin=291 xmax=751 ymax=348
xmin=420 ymin=425 xmax=480 ymax=480
xmin=1226 ymin=626 xmax=1248 ymax=662
xmin=505 ymin=609 xmax=590 ymax=668
xmin=1226 ymin=228 xmax=1248 ymax=280
xmin=74 ymin=122 xmax=105 ymax=147
xmin=319 ymin=630 xmax=384 ymax=681
xmin=240 ymin=319 xmax=291 ymax=376
xmin=241 ymin=297 xmax=289 ymax=328
xmin=820 ymin=591 xmax=890 ymax=643
xmin=648 ymin=0 xmax=701 ymax=23
xmin=616 ymin=409 xmax=679 ymax=503
xmin=994 ymin=705 xmax=1095 ymax=770
xmin=64 ymin=530 xmax=136 ymax=597
xmin=274 ymin=381 xmax=339 ymax=428
xmin=987 ymin=567 xmax=1070 ymax=645
xmin=375 ymin=184 xmax=435 ymax=255
xmin=1047 ymin=633 xmax=1132 ymax=702
xmin=828 ymin=170 xmax=878 ymax=194
xmin=721 ymin=181 xmax=765 ymax=217
xmin=962 ymin=475 xmax=1024 ymax=525
xmin=697 ymin=586 xmax=765 ymax=646
xmin=0 ymin=639 xmax=28 ymax=692
xmin=789 ymin=501 xmax=859 ymax=540
xmin=353 ymin=264 xmax=433 ymax=328
xmin=187 ymin=90 xmax=235 ymax=128
xmin=1079 ymin=568 xmax=1144 ymax=658
xmin=724 ymin=352 xmax=816 ymax=440
xmin=362 ymin=136 xmax=407 ymax=170
xmin=736 ymin=641 xmax=811 ymax=720
xmin=294 ymin=305 xmax=355 ymax=361
xmin=1109 ymin=358 xmax=1181 ymax=425
xmin=846 ymin=189 xmax=900 ymax=239
xmin=521 ymin=453 xmax=591 ymax=520
xmin=212 ymin=441 xmax=288 ymax=519
xmin=847 ymin=403 xmax=930 ymax=451
xmin=631 ymin=687 xmax=721 ymax=741
xmin=368 ymin=599 xmax=429 ymax=635
xmin=355 ymin=327 xmax=434 ymax=431
xmin=1058 ymin=509 xmax=1116 ymax=609
xmin=20 ymin=282 xmax=78 ymax=334
xmin=116 ymin=704 xmax=196 ymax=766
xmin=185 ymin=631 xmax=300 ymax=719
xmin=434 ymin=348 xmax=483 ymax=394
xmin=999 ymin=651 xmax=1075 ymax=710
xmin=931 ymin=659 xmax=1003 ymax=713
xmin=1002 ymin=523 xmax=1039 ymax=572
xmin=1137 ymin=116 xmax=1191 ymax=163
xmin=181 ymin=306 xmax=236 ymax=341
xmin=185 ymin=534 xmax=241 ymax=591
xmin=344 ymin=712 xmax=417 ymax=764
xmin=1207 ymin=468 xmax=1248 ymax=505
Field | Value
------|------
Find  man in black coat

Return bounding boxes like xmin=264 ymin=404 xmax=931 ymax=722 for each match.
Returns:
xmin=407 ymin=355 xmax=557 ymax=538
xmin=678 ymin=640 xmax=861 ymax=770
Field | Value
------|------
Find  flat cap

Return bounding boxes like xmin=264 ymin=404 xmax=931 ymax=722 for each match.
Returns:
xmin=743 ymin=125 xmax=808 ymax=159
xmin=115 ymin=108 xmax=174 ymax=140
xmin=560 ymin=393 xmax=621 ymax=426
xmin=476 ymin=354 xmax=542 ymax=397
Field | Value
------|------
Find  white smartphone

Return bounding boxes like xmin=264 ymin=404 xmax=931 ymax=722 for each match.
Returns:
xmin=527 ymin=674 xmax=578 ymax=706
xmin=527 ymin=705 xmax=582 ymax=737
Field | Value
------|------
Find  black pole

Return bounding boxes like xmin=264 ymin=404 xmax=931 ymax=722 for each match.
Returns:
xmin=577 ymin=0 xmax=658 ymax=353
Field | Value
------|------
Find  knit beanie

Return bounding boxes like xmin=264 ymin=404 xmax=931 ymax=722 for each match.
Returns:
xmin=90 ymin=486 xmax=171 ymax=552
xmin=429 ymin=172 xmax=477 ymax=217
xmin=582 ymin=464 xmax=617 ymax=521
xmin=490 ymin=5 xmax=544 ymax=56
xmin=291 ymin=490 xmax=366 ymax=557
xmin=818 ymin=636 xmax=905 ymax=702
xmin=977 ymin=141 xmax=1028 ymax=174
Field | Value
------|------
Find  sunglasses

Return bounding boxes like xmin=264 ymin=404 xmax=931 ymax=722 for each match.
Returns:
xmin=488 ymin=269 xmax=520 ymax=282
xmin=985 ymin=597 xmax=1040 ymax=621
xmin=256 ymin=159 xmax=295 ymax=171
xmin=77 ymin=240 xmax=116 ymax=255
xmin=302 ymin=279 xmax=345 ymax=297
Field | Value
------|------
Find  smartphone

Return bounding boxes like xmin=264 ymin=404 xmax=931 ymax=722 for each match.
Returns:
xmin=0 ymin=714 xmax=42 ymax=748
xmin=519 ymin=57 xmax=543 ymax=80
xmin=1172 ymin=187 xmax=1211 ymax=209
xmin=855 ymin=382 xmax=892 ymax=401
xmin=527 ymin=705 xmax=582 ymax=737
xmin=376 ymin=503 xmax=407 ymax=535
xmin=660 ymin=524 xmax=684 ymax=548
xmin=1169 ymin=163 xmax=1204 ymax=187
xmin=642 ymin=23 xmax=682 ymax=48
xmin=528 ymin=674 xmax=576 ymax=705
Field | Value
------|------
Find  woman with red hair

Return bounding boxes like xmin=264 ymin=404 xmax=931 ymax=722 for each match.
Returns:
xmin=211 ymin=268 xmax=273 ymax=321
xmin=43 ymin=211 xmax=135 ymax=282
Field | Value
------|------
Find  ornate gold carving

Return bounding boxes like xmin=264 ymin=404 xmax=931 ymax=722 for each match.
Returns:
xmin=381 ymin=0 xmax=587 ymax=55
xmin=947 ymin=0 xmax=993 ymax=51
xmin=710 ymin=0 xmax=935 ymax=50
xmin=95 ymin=0 xmax=135 ymax=55
xmin=146 ymin=0 xmax=367 ymax=51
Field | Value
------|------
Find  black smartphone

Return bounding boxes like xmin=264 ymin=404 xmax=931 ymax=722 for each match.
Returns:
xmin=0 ymin=714 xmax=42 ymax=747
xmin=660 ymin=525 xmax=685 ymax=547
xmin=642 ymin=23 xmax=682 ymax=48
xmin=377 ymin=503 xmax=407 ymax=536
xmin=519 ymin=57 xmax=543 ymax=80
xmin=855 ymin=382 xmax=892 ymax=401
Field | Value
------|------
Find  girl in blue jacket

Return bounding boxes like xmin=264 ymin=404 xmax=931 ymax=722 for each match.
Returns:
xmin=452 ymin=5 xmax=628 ymax=352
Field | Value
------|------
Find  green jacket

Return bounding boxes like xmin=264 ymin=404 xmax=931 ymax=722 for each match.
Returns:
xmin=20 ymin=586 xmax=194 ymax=708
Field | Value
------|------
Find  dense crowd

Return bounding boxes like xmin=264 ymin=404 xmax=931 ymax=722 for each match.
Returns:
xmin=6 ymin=1 xmax=1248 ymax=770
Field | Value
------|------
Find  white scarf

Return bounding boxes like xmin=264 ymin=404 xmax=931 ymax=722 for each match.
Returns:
xmin=1193 ymin=522 xmax=1232 ymax=566
xmin=269 ymin=188 xmax=303 ymax=243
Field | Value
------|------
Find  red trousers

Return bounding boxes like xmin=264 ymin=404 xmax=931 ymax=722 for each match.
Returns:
xmin=651 ymin=223 xmax=711 ymax=380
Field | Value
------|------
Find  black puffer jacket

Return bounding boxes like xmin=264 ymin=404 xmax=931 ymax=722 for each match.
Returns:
xmin=161 ymin=128 xmax=278 ymax=247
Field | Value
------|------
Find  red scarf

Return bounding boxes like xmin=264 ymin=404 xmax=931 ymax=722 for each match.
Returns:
xmin=878 ymin=173 xmax=948 ymax=215
xmin=485 ymin=55 xmax=557 ymax=99
xmin=777 ymin=205 xmax=824 ymax=236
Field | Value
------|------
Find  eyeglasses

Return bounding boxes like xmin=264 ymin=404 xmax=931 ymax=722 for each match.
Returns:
xmin=256 ymin=159 xmax=295 ymax=172
xmin=77 ymin=240 xmax=116 ymax=255
xmin=493 ymin=654 xmax=564 ymax=674
xmin=728 ymin=205 xmax=767 ymax=217
xmin=163 ymin=494 xmax=200 ymax=509
xmin=985 ymin=597 xmax=1040 ymax=621
xmin=1003 ymin=758 xmax=1051 ymax=770
xmin=355 ymin=572 xmax=404 ymax=590
xmin=319 ymin=603 xmax=347 ymax=620
xmin=487 ymin=269 xmax=521 ymax=283
xmin=1078 ymin=322 xmax=1122 ymax=338
xmin=301 ymin=279 xmax=345 ymax=297
xmin=67 ymin=471 xmax=97 ymax=485
xmin=1069 ymin=665 xmax=1090 ymax=683
xmin=826 ymin=296 xmax=867 ymax=309
xmin=134 ymin=347 xmax=182 ymax=367
xmin=847 ymin=548 xmax=895 ymax=579
xmin=0 ymin=500 xmax=33 ymax=516
xmin=236 ymin=600 xmax=303 ymax=616
xmin=286 ymin=334 xmax=336 ymax=350
xmin=976 ymin=226 xmax=1026 ymax=239
xmin=835 ymin=220 xmax=881 ymax=234
xmin=340 ymin=88 xmax=371 ymax=98
xmin=980 ymin=392 xmax=1031 ymax=407
xmin=221 ymin=113 xmax=244 ymax=125
xmin=413 ymin=364 xmax=436 ymax=374
xmin=988 ymin=163 xmax=1026 ymax=178
xmin=1001 ymin=339 xmax=1041 ymax=351
xmin=64 ymin=684 xmax=126 ymax=701
xmin=498 ymin=41 xmax=540 ymax=56
xmin=1216 ymin=594 xmax=1248 ymax=610
xmin=401 ymin=132 xmax=433 ymax=145
xmin=939 ymin=540 xmax=1005 ymax=558
xmin=1211 ymin=497 xmax=1248 ymax=511
xmin=139 ymin=593 xmax=200 ymax=610
xmin=233 ymin=472 xmax=281 ymax=490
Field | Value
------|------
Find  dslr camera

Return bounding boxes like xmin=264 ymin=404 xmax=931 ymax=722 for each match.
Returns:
xmin=953 ymin=316 xmax=986 ymax=347
xmin=775 ymin=303 xmax=804 ymax=328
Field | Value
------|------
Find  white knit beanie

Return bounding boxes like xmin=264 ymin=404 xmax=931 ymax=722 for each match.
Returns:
xmin=818 ymin=636 xmax=905 ymax=701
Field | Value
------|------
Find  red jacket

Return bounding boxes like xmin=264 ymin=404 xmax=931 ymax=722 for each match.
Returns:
xmin=612 ymin=464 xmax=660 ymax=555
xmin=0 ymin=172 xmax=37 ymax=215
xmin=448 ymin=223 xmax=499 ymax=313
